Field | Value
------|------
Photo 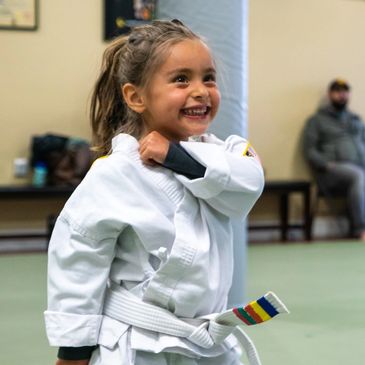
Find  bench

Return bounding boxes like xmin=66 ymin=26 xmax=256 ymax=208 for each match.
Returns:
xmin=248 ymin=180 xmax=312 ymax=241
xmin=1 ymin=181 xmax=312 ymax=243
xmin=0 ymin=185 xmax=75 ymax=239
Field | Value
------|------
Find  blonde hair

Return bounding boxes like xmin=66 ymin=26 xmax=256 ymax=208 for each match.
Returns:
xmin=90 ymin=19 xmax=200 ymax=156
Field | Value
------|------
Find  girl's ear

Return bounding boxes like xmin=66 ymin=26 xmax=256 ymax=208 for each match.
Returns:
xmin=122 ymin=83 xmax=146 ymax=114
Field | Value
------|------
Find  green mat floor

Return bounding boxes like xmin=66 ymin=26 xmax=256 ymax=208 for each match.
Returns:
xmin=245 ymin=241 xmax=365 ymax=365
xmin=1 ymin=241 xmax=364 ymax=364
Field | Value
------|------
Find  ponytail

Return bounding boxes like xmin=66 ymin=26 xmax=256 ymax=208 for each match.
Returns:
xmin=90 ymin=36 xmax=142 ymax=156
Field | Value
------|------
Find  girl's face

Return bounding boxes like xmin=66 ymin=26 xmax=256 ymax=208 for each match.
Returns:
xmin=140 ymin=39 xmax=220 ymax=141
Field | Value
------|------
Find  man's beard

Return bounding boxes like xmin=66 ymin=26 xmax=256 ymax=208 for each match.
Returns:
xmin=331 ymin=100 xmax=347 ymax=111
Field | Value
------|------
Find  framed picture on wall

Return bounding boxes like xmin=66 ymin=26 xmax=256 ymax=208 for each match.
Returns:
xmin=0 ymin=0 xmax=38 ymax=30
xmin=104 ymin=0 xmax=157 ymax=40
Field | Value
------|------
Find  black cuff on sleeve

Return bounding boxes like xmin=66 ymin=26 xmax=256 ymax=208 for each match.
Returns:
xmin=57 ymin=346 xmax=97 ymax=360
xmin=162 ymin=142 xmax=206 ymax=180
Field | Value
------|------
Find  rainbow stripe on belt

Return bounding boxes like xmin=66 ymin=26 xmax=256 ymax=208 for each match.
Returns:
xmin=215 ymin=291 xmax=289 ymax=327
xmin=233 ymin=292 xmax=289 ymax=326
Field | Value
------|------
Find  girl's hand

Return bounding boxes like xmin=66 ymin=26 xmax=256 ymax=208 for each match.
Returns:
xmin=139 ymin=131 xmax=170 ymax=166
xmin=56 ymin=360 xmax=89 ymax=365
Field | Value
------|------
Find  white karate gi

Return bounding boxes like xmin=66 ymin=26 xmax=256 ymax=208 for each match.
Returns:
xmin=44 ymin=133 xmax=264 ymax=365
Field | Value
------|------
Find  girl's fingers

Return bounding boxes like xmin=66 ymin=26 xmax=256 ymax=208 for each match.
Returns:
xmin=139 ymin=146 xmax=155 ymax=165
xmin=139 ymin=131 xmax=169 ymax=165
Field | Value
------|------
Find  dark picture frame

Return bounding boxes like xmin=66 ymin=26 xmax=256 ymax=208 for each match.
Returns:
xmin=104 ymin=0 xmax=157 ymax=40
xmin=0 ymin=0 xmax=38 ymax=31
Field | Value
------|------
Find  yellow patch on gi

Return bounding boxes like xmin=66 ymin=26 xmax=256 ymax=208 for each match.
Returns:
xmin=242 ymin=143 xmax=250 ymax=156
xmin=92 ymin=155 xmax=109 ymax=167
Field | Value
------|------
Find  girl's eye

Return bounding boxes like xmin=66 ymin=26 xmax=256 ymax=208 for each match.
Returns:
xmin=204 ymin=73 xmax=216 ymax=83
xmin=173 ymin=75 xmax=189 ymax=83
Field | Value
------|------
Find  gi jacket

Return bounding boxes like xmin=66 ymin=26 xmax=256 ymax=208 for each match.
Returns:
xmin=44 ymin=133 xmax=264 ymax=358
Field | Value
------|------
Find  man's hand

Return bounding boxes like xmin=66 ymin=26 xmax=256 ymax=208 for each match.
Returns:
xmin=56 ymin=360 xmax=89 ymax=365
xmin=139 ymin=131 xmax=170 ymax=166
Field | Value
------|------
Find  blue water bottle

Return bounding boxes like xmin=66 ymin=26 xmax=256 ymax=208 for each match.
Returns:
xmin=32 ymin=161 xmax=48 ymax=187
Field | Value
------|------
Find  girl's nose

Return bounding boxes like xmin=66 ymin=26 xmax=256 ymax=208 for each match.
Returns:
xmin=191 ymin=82 xmax=209 ymax=100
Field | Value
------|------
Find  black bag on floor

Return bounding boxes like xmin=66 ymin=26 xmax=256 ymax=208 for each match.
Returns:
xmin=31 ymin=133 xmax=94 ymax=186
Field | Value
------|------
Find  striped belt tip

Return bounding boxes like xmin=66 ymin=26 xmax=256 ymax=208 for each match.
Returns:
xmin=233 ymin=291 xmax=290 ymax=326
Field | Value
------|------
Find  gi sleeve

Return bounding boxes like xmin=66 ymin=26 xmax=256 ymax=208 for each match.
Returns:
xmin=44 ymin=212 xmax=118 ymax=347
xmin=175 ymin=134 xmax=264 ymax=218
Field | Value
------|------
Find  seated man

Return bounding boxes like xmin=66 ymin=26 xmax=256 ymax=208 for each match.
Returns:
xmin=303 ymin=79 xmax=365 ymax=239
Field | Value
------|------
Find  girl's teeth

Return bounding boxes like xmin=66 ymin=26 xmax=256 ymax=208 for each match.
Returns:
xmin=184 ymin=108 xmax=207 ymax=116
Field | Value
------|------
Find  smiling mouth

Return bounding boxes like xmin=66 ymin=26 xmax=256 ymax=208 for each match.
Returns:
xmin=181 ymin=106 xmax=211 ymax=117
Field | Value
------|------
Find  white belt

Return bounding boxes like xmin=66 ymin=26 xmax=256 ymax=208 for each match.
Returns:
xmin=103 ymin=285 xmax=289 ymax=365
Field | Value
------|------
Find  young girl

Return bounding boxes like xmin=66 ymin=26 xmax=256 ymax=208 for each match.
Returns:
xmin=45 ymin=19 xmax=265 ymax=365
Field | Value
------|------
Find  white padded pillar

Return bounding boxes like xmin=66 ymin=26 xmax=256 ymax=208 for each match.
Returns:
xmin=158 ymin=1 xmax=249 ymax=306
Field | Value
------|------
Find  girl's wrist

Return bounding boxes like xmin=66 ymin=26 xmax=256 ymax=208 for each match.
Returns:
xmin=56 ymin=360 xmax=89 ymax=365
